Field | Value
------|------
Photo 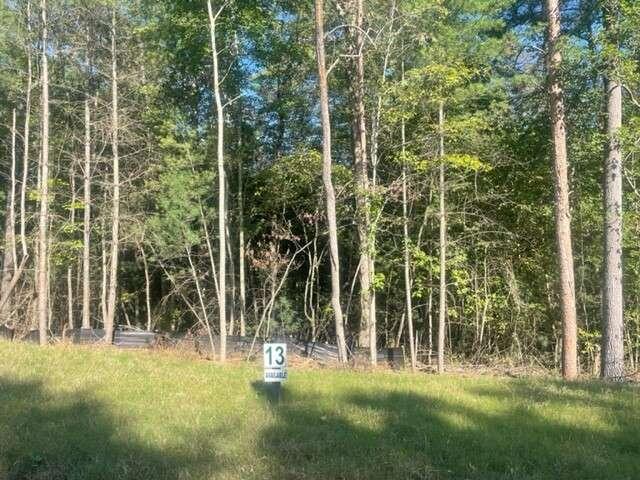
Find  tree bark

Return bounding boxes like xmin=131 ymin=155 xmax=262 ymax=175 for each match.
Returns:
xmin=36 ymin=0 xmax=50 ymax=345
xmin=67 ymin=164 xmax=76 ymax=329
xmin=20 ymin=0 xmax=32 ymax=260
xmin=0 ymin=109 xmax=18 ymax=324
xmin=105 ymin=6 xmax=120 ymax=343
xmin=349 ymin=0 xmax=375 ymax=364
xmin=207 ymin=0 xmax=227 ymax=361
xmin=601 ymin=1 xmax=624 ymax=379
xmin=225 ymin=220 xmax=236 ymax=335
xmin=545 ymin=0 xmax=578 ymax=380
xmin=82 ymin=96 xmax=92 ymax=330
xmin=401 ymin=91 xmax=417 ymax=371
xmin=238 ymin=157 xmax=246 ymax=336
xmin=314 ymin=0 xmax=348 ymax=362
xmin=101 ymin=190 xmax=108 ymax=326
xmin=140 ymin=244 xmax=152 ymax=331
xmin=601 ymin=76 xmax=624 ymax=379
xmin=437 ymin=101 xmax=446 ymax=373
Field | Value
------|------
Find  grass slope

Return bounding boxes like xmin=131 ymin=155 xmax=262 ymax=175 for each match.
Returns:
xmin=0 ymin=341 xmax=639 ymax=480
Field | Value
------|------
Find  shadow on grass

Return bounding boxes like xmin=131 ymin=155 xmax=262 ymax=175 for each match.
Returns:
xmin=256 ymin=379 xmax=640 ymax=480
xmin=251 ymin=380 xmax=286 ymax=406
xmin=0 ymin=377 xmax=223 ymax=480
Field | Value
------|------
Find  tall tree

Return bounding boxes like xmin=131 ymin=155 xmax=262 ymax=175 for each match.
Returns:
xmin=437 ymin=100 xmax=446 ymax=373
xmin=349 ymin=0 xmax=376 ymax=364
xmin=238 ymin=156 xmax=246 ymax=336
xmin=36 ymin=0 xmax=50 ymax=345
xmin=545 ymin=0 xmax=578 ymax=380
xmin=0 ymin=109 xmax=18 ymax=323
xmin=20 ymin=0 xmax=32 ymax=261
xmin=82 ymin=86 xmax=92 ymax=330
xmin=401 ymin=83 xmax=417 ymax=371
xmin=314 ymin=0 xmax=347 ymax=362
xmin=207 ymin=0 xmax=227 ymax=361
xmin=105 ymin=6 xmax=120 ymax=343
xmin=601 ymin=0 xmax=624 ymax=380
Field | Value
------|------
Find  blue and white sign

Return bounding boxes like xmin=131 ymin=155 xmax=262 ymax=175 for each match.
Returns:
xmin=263 ymin=343 xmax=287 ymax=383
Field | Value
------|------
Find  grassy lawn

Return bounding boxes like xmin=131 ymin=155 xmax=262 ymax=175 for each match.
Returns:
xmin=0 ymin=341 xmax=639 ymax=480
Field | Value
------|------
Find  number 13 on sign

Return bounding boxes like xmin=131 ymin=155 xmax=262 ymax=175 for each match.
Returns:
xmin=264 ymin=343 xmax=287 ymax=383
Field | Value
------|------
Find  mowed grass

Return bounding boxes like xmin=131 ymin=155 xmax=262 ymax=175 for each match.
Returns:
xmin=0 ymin=341 xmax=639 ymax=480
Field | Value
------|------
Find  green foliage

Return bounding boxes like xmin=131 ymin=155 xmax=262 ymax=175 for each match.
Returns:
xmin=444 ymin=153 xmax=491 ymax=172
xmin=145 ymin=126 xmax=212 ymax=255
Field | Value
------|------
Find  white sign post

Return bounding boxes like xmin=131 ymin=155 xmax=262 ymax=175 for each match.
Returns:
xmin=263 ymin=343 xmax=287 ymax=383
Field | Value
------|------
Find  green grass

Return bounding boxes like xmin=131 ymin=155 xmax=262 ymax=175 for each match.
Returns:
xmin=0 ymin=341 xmax=639 ymax=480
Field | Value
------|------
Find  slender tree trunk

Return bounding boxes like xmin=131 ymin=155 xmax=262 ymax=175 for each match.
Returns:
xmin=238 ymin=158 xmax=246 ymax=336
xmin=104 ymin=7 xmax=120 ymax=344
xmin=226 ymin=221 xmax=236 ymax=335
xmin=437 ymin=101 xmax=446 ymax=373
xmin=401 ymin=102 xmax=417 ymax=371
xmin=367 ymin=1 xmax=396 ymax=356
xmin=101 ymin=190 xmax=108 ymax=326
xmin=82 ymin=97 xmax=92 ymax=330
xmin=601 ymin=1 xmax=624 ymax=379
xmin=20 ymin=0 xmax=32 ymax=260
xmin=199 ymin=202 xmax=220 ymax=300
xmin=545 ymin=0 xmax=578 ymax=380
xmin=427 ymin=283 xmax=433 ymax=364
xmin=314 ymin=0 xmax=347 ymax=362
xmin=67 ymin=165 xmax=76 ymax=329
xmin=207 ymin=0 xmax=227 ymax=361
xmin=186 ymin=246 xmax=213 ymax=338
xmin=0 ymin=110 xmax=18 ymax=323
xmin=349 ymin=0 xmax=375 ymax=364
xmin=140 ymin=245 xmax=152 ymax=331
xmin=36 ymin=0 xmax=50 ymax=346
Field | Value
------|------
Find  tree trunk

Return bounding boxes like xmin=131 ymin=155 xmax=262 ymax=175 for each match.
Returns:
xmin=601 ymin=1 xmax=624 ymax=379
xmin=101 ymin=190 xmax=108 ymax=326
xmin=238 ymin=158 xmax=246 ymax=336
xmin=545 ymin=0 xmax=578 ymax=380
xmin=67 ymin=164 xmax=76 ymax=329
xmin=349 ymin=0 xmax=375 ymax=364
xmin=225 ymin=221 xmax=236 ymax=335
xmin=105 ymin=7 xmax=120 ymax=344
xmin=36 ymin=0 xmax=50 ymax=346
xmin=207 ymin=0 xmax=227 ymax=361
xmin=314 ymin=0 xmax=348 ymax=362
xmin=140 ymin=245 xmax=152 ymax=331
xmin=401 ymin=104 xmax=417 ymax=371
xmin=82 ymin=97 xmax=92 ymax=330
xmin=0 ymin=109 xmax=18 ymax=324
xmin=20 ymin=0 xmax=32 ymax=260
xmin=437 ymin=101 xmax=446 ymax=373
xmin=368 ymin=0 xmax=395 ymax=359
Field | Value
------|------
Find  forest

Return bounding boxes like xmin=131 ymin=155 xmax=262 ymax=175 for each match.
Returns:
xmin=0 ymin=0 xmax=638 ymax=380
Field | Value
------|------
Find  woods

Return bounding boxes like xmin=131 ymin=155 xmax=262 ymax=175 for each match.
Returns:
xmin=1 ymin=0 xmax=640 ymax=378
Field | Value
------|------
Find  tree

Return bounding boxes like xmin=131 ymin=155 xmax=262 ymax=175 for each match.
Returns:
xmin=207 ymin=0 xmax=227 ymax=361
xmin=314 ymin=0 xmax=347 ymax=362
xmin=20 ymin=0 xmax=32 ymax=264
xmin=36 ymin=0 xmax=50 ymax=345
xmin=601 ymin=0 xmax=624 ymax=380
xmin=401 ymin=67 xmax=417 ymax=371
xmin=348 ymin=0 xmax=376 ymax=364
xmin=0 ymin=109 xmax=18 ymax=323
xmin=544 ymin=0 xmax=578 ymax=380
xmin=437 ymin=100 xmax=446 ymax=374
xmin=105 ymin=5 xmax=120 ymax=344
xmin=82 ymin=56 xmax=92 ymax=331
